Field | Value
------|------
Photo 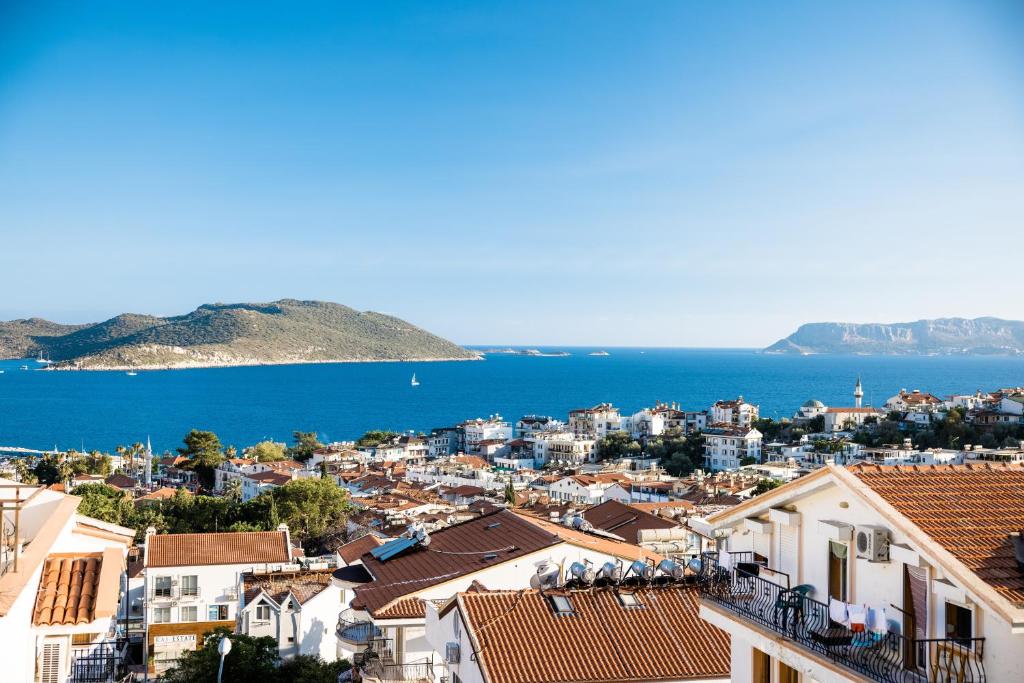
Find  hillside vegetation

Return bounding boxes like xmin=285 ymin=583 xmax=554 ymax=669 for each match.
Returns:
xmin=0 ymin=299 xmax=479 ymax=369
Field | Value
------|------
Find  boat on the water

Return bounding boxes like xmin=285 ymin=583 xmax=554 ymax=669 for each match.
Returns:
xmin=126 ymin=371 xmax=138 ymax=376
xmin=589 ymin=350 xmax=610 ymax=356
xmin=410 ymin=373 xmax=420 ymax=387
xmin=20 ymin=365 xmax=29 ymax=370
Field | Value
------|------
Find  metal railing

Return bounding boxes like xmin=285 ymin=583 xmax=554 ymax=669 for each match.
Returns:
xmin=697 ymin=553 xmax=986 ymax=683
xmin=70 ymin=641 xmax=124 ymax=683
xmin=362 ymin=661 xmax=435 ymax=683
xmin=337 ymin=615 xmax=382 ymax=645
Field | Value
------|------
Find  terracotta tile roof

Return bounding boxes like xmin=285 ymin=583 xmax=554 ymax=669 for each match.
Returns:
xmin=582 ymin=500 xmax=678 ymax=544
xmin=338 ymin=534 xmax=384 ymax=565
xmin=457 ymin=586 xmax=730 ymax=683
xmin=512 ymin=512 xmax=664 ymax=563
xmin=104 ymin=473 xmax=138 ymax=489
xmin=34 ymin=553 xmax=103 ymax=626
xmin=243 ymin=570 xmax=333 ymax=605
xmin=849 ymin=463 xmax=1024 ymax=606
xmin=247 ymin=471 xmax=292 ymax=485
xmin=146 ymin=530 xmax=290 ymax=568
xmin=352 ymin=510 xmax=561 ymax=617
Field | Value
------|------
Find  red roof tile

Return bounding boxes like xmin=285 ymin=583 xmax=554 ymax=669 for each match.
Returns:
xmin=146 ymin=530 xmax=290 ymax=568
xmin=34 ymin=553 xmax=103 ymax=626
xmin=458 ymin=586 xmax=729 ymax=683
xmin=849 ymin=463 xmax=1024 ymax=606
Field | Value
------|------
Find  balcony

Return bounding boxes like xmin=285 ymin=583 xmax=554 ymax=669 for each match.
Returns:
xmin=336 ymin=614 xmax=382 ymax=646
xmin=69 ymin=640 xmax=129 ymax=683
xmin=697 ymin=553 xmax=986 ymax=683
xmin=361 ymin=661 xmax=435 ymax=683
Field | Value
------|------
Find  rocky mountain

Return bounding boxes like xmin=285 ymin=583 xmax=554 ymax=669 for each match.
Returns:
xmin=0 ymin=300 xmax=480 ymax=369
xmin=764 ymin=317 xmax=1024 ymax=355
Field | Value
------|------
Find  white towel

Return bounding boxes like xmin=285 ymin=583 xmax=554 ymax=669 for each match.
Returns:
xmin=718 ymin=552 xmax=732 ymax=571
xmin=829 ymin=598 xmax=849 ymax=626
xmin=869 ymin=607 xmax=888 ymax=635
xmin=848 ymin=604 xmax=867 ymax=626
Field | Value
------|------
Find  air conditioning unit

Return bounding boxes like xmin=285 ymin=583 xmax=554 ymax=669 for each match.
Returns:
xmin=445 ymin=642 xmax=461 ymax=664
xmin=855 ymin=525 xmax=890 ymax=562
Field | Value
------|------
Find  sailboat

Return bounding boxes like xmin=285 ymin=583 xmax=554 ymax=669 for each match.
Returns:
xmin=410 ymin=373 xmax=420 ymax=387
xmin=35 ymin=351 xmax=52 ymax=364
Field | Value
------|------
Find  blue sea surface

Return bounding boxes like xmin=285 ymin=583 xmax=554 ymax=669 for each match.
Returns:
xmin=0 ymin=349 xmax=1021 ymax=453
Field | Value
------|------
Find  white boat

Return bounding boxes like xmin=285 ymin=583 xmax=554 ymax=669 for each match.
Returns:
xmin=35 ymin=352 xmax=52 ymax=364
xmin=126 ymin=371 xmax=138 ymax=376
xmin=20 ymin=365 xmax=29 ymax=370
xmin=410 ymin=373 xmax=420 ymax=387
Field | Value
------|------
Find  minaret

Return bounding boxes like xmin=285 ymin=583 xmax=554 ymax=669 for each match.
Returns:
xmin=145 ymin=436 xmax=153 ymax=489
xmin=854 ymin=377 xmax=864 ymax=409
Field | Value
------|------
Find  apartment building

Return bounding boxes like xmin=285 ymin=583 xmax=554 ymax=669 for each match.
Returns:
xmin=711 ymin=397 xmax=760 ymax=429
xmin=339 ymin=509 xmax=665 ymax=682
xmin=462 ymin=417 xmax=513 ymax=455
xmin=823 ymin=407 xmax=886 ymax=433
xmin=142 ymin=526 xmax=293 ymax=674
xmin=695 ymin=462 xmax=1024 ymax=683
xmin=569 ymin=403 xmax=622 ymax=439
xmin=704 ymin=425 xmax=763 ymax=471
xmin=0 ymin=479 xmax=135 ymax=683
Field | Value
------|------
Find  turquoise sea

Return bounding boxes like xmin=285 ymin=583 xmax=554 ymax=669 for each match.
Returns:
xmin=0 ymin=348 xmax=1022 ymax=453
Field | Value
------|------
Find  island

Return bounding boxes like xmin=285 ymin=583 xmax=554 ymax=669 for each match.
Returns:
xmin=0 ymin=299 xmax=481 ymax=370
xmin=764 ymin=317 xmax=1024 ymax=356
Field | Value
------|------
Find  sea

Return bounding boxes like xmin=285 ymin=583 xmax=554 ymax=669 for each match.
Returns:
xmin=0 ymin=348 xmax=1022 ymax=454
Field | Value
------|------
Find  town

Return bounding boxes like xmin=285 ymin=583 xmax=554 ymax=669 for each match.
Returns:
xmin=1 ymin=378 xmax=1023 ymax=683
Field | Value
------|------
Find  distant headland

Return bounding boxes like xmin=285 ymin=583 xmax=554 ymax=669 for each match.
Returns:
xmin=0 ymin=299 xmax=481 ymax=370
xmin=765 ymin=317 xmax=1024 ymax=356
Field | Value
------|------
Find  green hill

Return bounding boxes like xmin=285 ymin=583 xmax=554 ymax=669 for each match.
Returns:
xmin=0 ymin=300 xmax=479 ymax=369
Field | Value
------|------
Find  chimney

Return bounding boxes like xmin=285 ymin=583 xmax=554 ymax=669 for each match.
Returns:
xmin=277 ymin=523 xmax=291 ymax=554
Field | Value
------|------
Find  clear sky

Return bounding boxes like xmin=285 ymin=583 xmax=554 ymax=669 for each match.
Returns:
xmin=2 ymin=1 xmax=1023 ymax=347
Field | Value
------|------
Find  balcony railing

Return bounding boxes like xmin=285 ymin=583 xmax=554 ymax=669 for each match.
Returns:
xmin=697 ymin=553 xmax=986 ymax=683
xmin=337 ymin=615 xmax=382 ymax=645
xmin=70 ymin=640 xmax=127 ymax=683
xmin=361 ymin=661 xmax=435 ymax=683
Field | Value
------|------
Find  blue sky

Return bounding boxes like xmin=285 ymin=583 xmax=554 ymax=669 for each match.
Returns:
xmin=1 ymin=1 xmax=1023 ymax=347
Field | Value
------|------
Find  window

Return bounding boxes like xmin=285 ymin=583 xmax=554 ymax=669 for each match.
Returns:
xmin=181 ymin=606 xmax=198 ymax=622
xmin=154 ymin=576 xmax=172 ymax=598
xmin=256 ymin=605 xmax=272 ymax=621
xmin=945 ymin=602 xmax=973 ymax=646
xmin=617 ymin=592 xmax=643 ymax=608
xmin=453 ymin=614 xmax=461 ymax=639
xmin=752 ymin=648 xmax=771 ymax=683
xmin=550 ymin=595 xmax=574 ymax=615
xmin=181 ymin=575 xmax=199 ymax=597
xmin=153 ymin=607 xmax=171 ymax=623
xmin=208 ymin=604 xmax=229 ymax=620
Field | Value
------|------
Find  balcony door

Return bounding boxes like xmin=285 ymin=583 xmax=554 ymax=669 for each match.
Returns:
xmin=903 ymin=564 xmax=928 ymax=671
xmin=828 ymin=541 xmax=848 ymax=601
xmin=773 ymin=522 xmax=798 ymax=588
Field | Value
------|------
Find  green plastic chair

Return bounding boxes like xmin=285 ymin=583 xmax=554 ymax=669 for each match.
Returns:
xmin=774 ymin=584 xmax=814 ymax=628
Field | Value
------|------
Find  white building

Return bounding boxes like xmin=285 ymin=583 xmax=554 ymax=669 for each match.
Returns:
xmin=142 ymin=526 xmax=294 ymax=674
xmin=547 ymin=474 xmax=631 ymax=505
xmin=703 ymin=425 xmax=762 ymax=471
xmin=239 ymin=565 xmax=342 ymax=662
xmin=710 ymin=396 xmax=759 ymax=429
xmin=697 ymin=462 xmax=1024 ymax=683
xmin=0 ymin=479 xmax=135 ymax=683
xmin=823 ymin=406 xmax=885 ymax=433
xmin=343 ymin=510 xmax=667 ymax=682
xmin=462 ymin=417 xmax=513 ymax=455
xmin=568 ymin=404 xmax=622 ymax=439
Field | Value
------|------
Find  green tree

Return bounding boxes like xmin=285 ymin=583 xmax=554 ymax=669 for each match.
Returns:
xmin=161 ymin=629 xmax=279 ymax=683
xmin=596 ymin=431 xmax=641 ymax=461
xmin=739 ymin=456 xmax=756 ymax=466
xmin=75 ymin=483 xmax=134 ymax=526
xmin=13 ymin=458 xmax=37 ymax=484
xmin=289 ymin=431 xmax=324 ymax=462
xmin=504 ymin=480 xmax=516 ymax=505
xmin=752 ymin=479 xmax=782 ymax=496
xmin=177 ymin=430 xmax=225 ymax=490
xmin=249 ymin=441 xmax=287 ymax=462
xmin=277 ymin=655 xmax=351 ymax=683
xmin=647 ymin=428 xmax=702 ymax=477
xmin=269 ymin=478 xmax=353 ymax=552
xmin=223 ymin=478 xmax=243 ymax=504
xmin=355 ymin=430 xmax=399 ymax=448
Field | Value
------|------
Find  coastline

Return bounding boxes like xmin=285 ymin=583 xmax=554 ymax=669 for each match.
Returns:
xmin=46 ymin=354 xmax=484 ymax=372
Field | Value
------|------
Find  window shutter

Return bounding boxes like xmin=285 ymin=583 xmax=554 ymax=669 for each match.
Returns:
xmin=39 ymin=641 xmax=63 ymax=683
